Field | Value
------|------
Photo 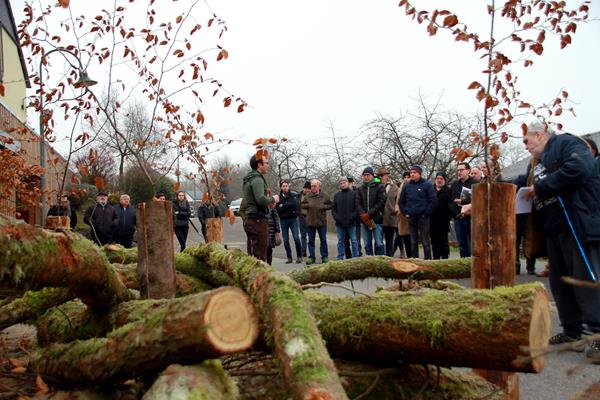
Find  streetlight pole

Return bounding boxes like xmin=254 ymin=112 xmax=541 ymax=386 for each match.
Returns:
xmin=38 ymin=48 xmax=96 ymax=227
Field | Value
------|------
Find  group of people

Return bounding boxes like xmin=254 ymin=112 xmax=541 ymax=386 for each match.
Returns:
xmin=240 ymin=154 xmax=491 ymax=265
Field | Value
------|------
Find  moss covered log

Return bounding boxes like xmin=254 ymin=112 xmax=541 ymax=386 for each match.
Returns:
xmin=30 ymin=287 xmax=259 ymax=385
xmin=0 ymin=217 xmax=131 ymax=312
xmin=187 ymin=242 xmax=348 ymax=400
xmin=143 ymin=361 xmax=238 ymax=400
xmin=288 ymin=256 xmax=472 ymax=285
xmin=103 ymin=244 xmax=138 ymax=264
xmin=308 ymin=282 xmax=550 ymax=373
xmin=230 ymin=357 xmax=502 ymax=400
xmin=0 ymin=287 xmax=74 ymax=330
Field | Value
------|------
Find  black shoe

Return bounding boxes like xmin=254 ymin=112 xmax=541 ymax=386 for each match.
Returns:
xmin=549 ymin=332 xmax=585 ymax=352
xmin=527 ymin=269 xmax=536 ymax=275
xmin=285 ymin=259 xmax=293 ymax=264
xmin=586 ymin=340 xmax=600 ymax=361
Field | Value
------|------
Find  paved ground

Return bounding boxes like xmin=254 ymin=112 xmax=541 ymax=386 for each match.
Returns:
xmin=181 ymin=216 xmax=600 ymax=400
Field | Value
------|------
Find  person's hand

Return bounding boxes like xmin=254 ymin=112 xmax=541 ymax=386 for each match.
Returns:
xmin=272 ymin=194 xmax=280 ymax=204
xmin=453 ymin=198 xmax=462 ymax=205
xmin=460 ymin=204 xmax=472 ymax=216
xmin=523 ymin=185 xmax=536 ymax=199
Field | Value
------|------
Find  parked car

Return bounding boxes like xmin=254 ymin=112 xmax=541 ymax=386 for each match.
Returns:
xmin=229 ymin=198 xmax=242 ymax=216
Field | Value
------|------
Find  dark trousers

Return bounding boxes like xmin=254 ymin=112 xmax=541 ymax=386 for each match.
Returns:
xmin=430 ymin=220 xmax=450 ymax=259
xmin=454 ymin=217 xmax=471 ymax=257
xmin=280 ymin=217 xmax=302 ymax=260
xmin=174 ymin=226 xmax=189 ymax=251
xmin=266 ymin=246 xmax=273 ymax=265
xmin=299 ymin=216 xmax=308 ymax=257
xmin=383 ymin=226 xmax=397 ymax=257
xmin=547 ymin=232 xmax=600 ymax=335
xmin=308 ymin=225 xmax=328 ymax=261
xmin=408 ymin=214 xmax=432 ymax=259
xmin=516 ymin=214 xmax=536 ymax=273
xmin=114 ymin=233 xmax=134 ymax=248
xmin=244 ymin=218 xmax=269 ymax=262
xmin=394 ymin=233 xmax=412 ymax=258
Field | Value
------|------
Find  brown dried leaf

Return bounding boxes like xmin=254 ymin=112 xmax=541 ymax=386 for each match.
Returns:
xmin=521 ymin=123 xmax=528 ymax=137
xmin=467 ymin=81 xmax=481 ymax=90
xmin=237 ymin=103 xmax=245 ymax=113
xmin=11 ymin=366 xmax=27 ymax=374
xmin=268 ymin=138 xmax=277 ymax=144
xmin=0 ymin=83 xmax=5 ymax=97
xmin=443 ymin=15 xmax=458 ymax=27
xmin=94 ymin=177 xmax=105 ymax=190
xmin=173 ymin=182 xmax=181 ymax=192
xmin=58 ymin=0 xmax=70 ymax=7
xmin=204 ymin=132 xmax=214 ymax=141
xmin=36 ymin=375 xmax=49 ymax=394
xmin=253 ymin=138 xmax=266 ymax=146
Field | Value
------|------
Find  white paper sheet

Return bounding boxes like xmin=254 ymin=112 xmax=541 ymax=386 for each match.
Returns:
xmin=515 ymin=187 xmax=533 ymax=214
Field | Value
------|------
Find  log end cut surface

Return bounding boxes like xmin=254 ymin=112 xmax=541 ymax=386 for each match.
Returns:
xmin=202 ymin=287 xmax=259 ymax=353
xmin=527 ymin=287 xmax=551 ymax=372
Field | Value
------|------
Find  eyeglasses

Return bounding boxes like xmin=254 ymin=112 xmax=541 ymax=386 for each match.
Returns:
xmin=457 ymin=168 xmax=467 ymax=172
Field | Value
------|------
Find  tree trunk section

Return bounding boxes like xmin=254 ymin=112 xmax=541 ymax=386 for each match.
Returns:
xmin=187 ymin=242 xmax=349 ymax=400
xmin=471 ymin=182 xmax=524 ymax=399
xmin=308 ymin=283 xmax=549 ymax=373
xmin=45 ymin=216 xmax=70 ymax=230
xmin=136 ymin=201 xmax=177 ymax=299
xmin=0 ymin=217 xmax=131 ymax=312
xmin=30 ymin=287 xmax=259 ymax=385
xmin=289 ymin=256 xmax=471 ymax=285
xmin=104 ymin=243 xmax=138 ymax=264
xmin=143 ymin=361 xmax=238 ymax=400
xmin=206 ymin=217 xmax=224 ymax=243
xmin=0 ymin=288 xmax=73 ymax=330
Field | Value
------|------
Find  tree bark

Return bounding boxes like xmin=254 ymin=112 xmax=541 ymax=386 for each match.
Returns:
xmin=0 ymin=287 xmax=73 ymax=330
xmin=187 ymin=242 xmax=349 ymax=400
xmin=143 ymin=361 xmax=238 ymax=400
xmin=0 ymin=216 xmax=131 ymax=312
xmin=206 ymin=217 xmax=224 ymax=243
xmin=136 ymin=201 xmax=177 ymax=299
xmin=289 ymin=256 xmax=472 ymax=285
xmin=471 ymin=182 xmax=522 ymax=399
xmin=308 ymin=283 xmax=550 ymax=373
xmin=104 ymin=243 xmax=138 ymax=264
xmin=229 ymin=357 xmax=503 ymax=400
xmin=30 ymin=287 xmax=259 ymax=385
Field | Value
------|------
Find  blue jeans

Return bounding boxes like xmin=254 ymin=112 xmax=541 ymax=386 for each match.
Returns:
xmin=307 ymin=225 xmax=328 ymax=260
xmin=454 ymin=217 xmax=471 ymax=257
xmin=280 ymin=217 xmax=302 ymax=260
xmin=299 ymin=216 xmax=308 ymax=257
xmin=362 ymin=223 xmax=384 ymax=255
xmin=336 ymin=225 xmax=359 ymax=260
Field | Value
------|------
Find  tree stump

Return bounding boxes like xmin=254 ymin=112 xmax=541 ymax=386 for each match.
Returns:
xmin=206 ymin=217 xmax=224 ymax=243
xmin=136 ymin=201 xmax=177 ymax=299
xmin=44 ymin=216 xmax=70 ymax=230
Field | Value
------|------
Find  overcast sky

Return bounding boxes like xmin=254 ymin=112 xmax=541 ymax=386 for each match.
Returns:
xmin=13 ymin=0 xmax=600 ymax=164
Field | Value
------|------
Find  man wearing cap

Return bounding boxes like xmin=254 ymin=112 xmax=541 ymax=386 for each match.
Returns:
xmin=83 ymin=190 xmax=119 ymax=245
xmin=400 ymin=166 xmax=437 ymax=259
xmin=332 ymin=176 xmax=360 ymax=259
xmin=276 ymin=180 xmax=303 ymax=264
xmin=377 ymin=167 xmax=399 ymax=257
xmin=430 ymin=172 xmax=453 ymax=259
xmin=301 ymin=179 xmax=332 ymax=264
xmin=298 ymin=180 xmax=311 ymax=258
xmin=357 ymin=166 xmax=387 ymax=256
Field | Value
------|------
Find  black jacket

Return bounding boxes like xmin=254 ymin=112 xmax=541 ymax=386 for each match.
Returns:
xmin=450 ymin=177 xmax=476 ymax=216
xmin=399 ymin=178 xmax=437 ymax=217
xmin=114 ymin=205 xmax=136 ymax=237
xmin=276 ymin=191 xmax=300 ymax=220
xmin=83 ymin=202 xmax=118 ymax=244
xmin=332 ymin=188 xmax=359 ymax=227
xmin=357 ymin=181 xmax=386 ymax=224
xmin=173 ymin=200 xmax=191 ymax=227
xmin=514 ymin=133 xmax=600 ymax=242
xmin=198 ymin=203 xmax=223 ymax=221
xmin=430 ymin=185 xmax=453 ymax=231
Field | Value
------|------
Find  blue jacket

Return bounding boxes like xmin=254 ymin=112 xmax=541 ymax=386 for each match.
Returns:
xmin=515 ymin=133 xmax=600 ymax=242
xmin=400 ymin=178 xmax=438 ymax=217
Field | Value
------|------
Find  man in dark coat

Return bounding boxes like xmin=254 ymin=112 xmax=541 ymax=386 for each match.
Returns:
xmin=113 ymin=194 xmax=136 ymax=248
xmin=450 ymin=162 xmax=476 ymax=257
xmin=276 ymin=180 xmax=303 ymax=264
xmin=517 ymin=123 xmax=600 ymax=356
xmin=429 ymin=172 xmax=453 ymax=259
xmin=400 ymin=165 xmax=437 ymax=259
xmin=357 ymin=166 xmax=386 ymax=256
xmin=332 ymin=176 xmax=360 ymax=260
xmin=83 ymin=191 xmax=118 ymax=245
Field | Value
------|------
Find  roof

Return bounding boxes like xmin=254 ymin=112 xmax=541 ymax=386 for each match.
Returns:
xmin=501 ymin=131 xmax=600 ymax=179
xmin=0 ymin=0 xmax=31 ymax=88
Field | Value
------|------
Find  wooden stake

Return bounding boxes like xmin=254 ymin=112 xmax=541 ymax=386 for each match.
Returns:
xmin=136 ymin=201 xmax=177 ymax=299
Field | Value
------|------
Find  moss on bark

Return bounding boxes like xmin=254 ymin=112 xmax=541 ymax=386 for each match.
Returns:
xmin=0 ymin=287 xmax=74 ymax=330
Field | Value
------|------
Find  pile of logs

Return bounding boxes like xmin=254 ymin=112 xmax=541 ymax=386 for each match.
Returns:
xmin=0 ymin=216 xmax=552 ymax=399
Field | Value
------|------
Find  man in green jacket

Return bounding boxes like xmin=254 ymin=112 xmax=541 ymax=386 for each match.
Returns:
xmin=242 ymin=154 xmax=279 ymax=261
xmin=301 ymin=179 xmax=332 ymax=264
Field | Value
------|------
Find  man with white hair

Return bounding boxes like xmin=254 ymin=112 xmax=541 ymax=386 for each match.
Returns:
xmin=301 ymin=179 xmax=332 ymax=264
xmin=114 ymin=194 xmax=137 ymax=248
xmin=518 ymin=121 xmax=600 ymax=357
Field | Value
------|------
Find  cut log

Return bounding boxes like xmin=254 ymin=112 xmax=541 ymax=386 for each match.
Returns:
xmin=30 ymin=287 xmax=258 ymax=385
xmin=0 ymin=216 xmax=131 ymax=312
xmin=230 ymin=357 xmax=503 ymax=400
xmin=186 ymin=242 xmax=348 ymax=400
xmin=143 ymin=361 xmax=238 ymax=400
xmin=104 ymin=243 xmax=137 ymax=264
xmin=288 ymin=256 xmax=472 ymax=285
xmin=136 ymin=201 xmax=177 ymax=299
xmin=206 ymin=217 xmax=224 ymax=243
xmin=0 ymin=288 xmax=74 ymax=330
xmin=44 ymin=216 xmax=70 ymax=230
xmin=308 ymin=282 xmax=550 ymax=373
